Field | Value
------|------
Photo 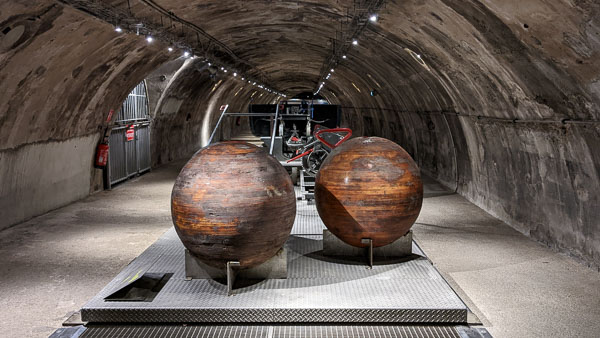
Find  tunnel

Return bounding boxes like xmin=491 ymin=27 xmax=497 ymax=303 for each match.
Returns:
xmin=0 ymin=1 xmax=599 ymax=337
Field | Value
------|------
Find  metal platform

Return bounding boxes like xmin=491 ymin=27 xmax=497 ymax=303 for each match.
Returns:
xmin=80 ymin=198 xmax=469 ymax=324
xmin=291 ymin=188 xmax=326 ymax=235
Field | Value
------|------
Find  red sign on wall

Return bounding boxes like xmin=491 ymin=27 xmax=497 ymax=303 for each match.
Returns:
xmin=126 ymin=126 xmax=135 ymax=141
xmin=106 ymin=109 xmax=114 ymax=123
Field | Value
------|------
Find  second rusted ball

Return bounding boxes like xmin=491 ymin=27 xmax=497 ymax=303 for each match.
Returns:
xmin=315 ymin=137 xmax=423 ymax=248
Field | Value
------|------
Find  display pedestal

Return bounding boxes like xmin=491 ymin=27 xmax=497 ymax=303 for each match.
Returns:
xmin=323 ymin=230 xmax=413 ymax=267
xmin=184 ymin=248 xmax=287 ymax=295
xmin=81 ymin=228 xmax=468 ymax=323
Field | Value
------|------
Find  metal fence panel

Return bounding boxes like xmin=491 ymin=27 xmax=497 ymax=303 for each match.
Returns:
xmin=137 ymin=125 xmax=151 ymax=172
xmin=108 ymin=80 xmax=152 ymax=187
xmin=125 ymin=131 xmax=137 ymax=178
xmin=109 ymin=127 xmax=128 ymax=184
xmin=117 ymin=81 xmax=148 ymax=122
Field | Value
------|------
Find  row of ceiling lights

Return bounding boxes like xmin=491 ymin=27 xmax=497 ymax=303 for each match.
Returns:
xmin=315 ymin=14 xmax=378 ymax=96
xmin=113 ymin=26 xmax=286 ymax=98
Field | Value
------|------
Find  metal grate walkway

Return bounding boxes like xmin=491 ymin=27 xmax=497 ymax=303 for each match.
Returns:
xmin=74 ymin=324 xmax=493 ymax=338
xmin=80 ymin=197 xmax=468 ymax=324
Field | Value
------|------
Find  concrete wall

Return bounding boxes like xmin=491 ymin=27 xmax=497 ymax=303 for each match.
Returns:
xmin=0 ymin=135 xmax=98 ymax=228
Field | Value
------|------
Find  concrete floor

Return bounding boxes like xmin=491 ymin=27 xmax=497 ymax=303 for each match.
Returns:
xmin=0 ymin=161 xmax=599 ymax=338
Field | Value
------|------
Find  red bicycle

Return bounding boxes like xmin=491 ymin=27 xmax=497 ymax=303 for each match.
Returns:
xmin=287 ymin=125 xmax=352 ymax=176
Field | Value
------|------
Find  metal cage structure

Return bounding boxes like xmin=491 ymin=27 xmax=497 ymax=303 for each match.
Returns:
xmin=107 ymin=81 xmax=152 ymax=188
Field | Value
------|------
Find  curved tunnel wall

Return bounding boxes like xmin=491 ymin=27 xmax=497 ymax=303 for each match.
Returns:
xmin=0 ymin=1 xmax=598 ymax=267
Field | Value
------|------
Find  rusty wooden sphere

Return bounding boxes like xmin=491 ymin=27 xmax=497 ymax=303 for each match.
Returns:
xmin=315 ymin=137 xmax=423 ymax=248
xmin=171 ymin=141 xmax=296 ymax=269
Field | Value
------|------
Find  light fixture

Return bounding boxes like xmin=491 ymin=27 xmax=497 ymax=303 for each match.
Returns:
xmin=233 ymin=72 xmax=237 ymax=77
xmin=330 ymin=69 xmax=335 ymax=72
xmin=352 ymin=40 xmax=358 ymax=46
xmin=417 ymin=54 xmax=422 ymax=59
xmin=224 ymin=69 xmax=228 ymax=73
xmin=168 ymin=47 xmax=173 ymax=52
xmin=369 ymin=14 xmax=377 ymax=22
xmin=183 ymin=51 xmax=190 ymax=57
xmin=220 ymin=67 xmax=225 ymax=70
xmin=115 ymin=26 xmax=123 ymax=33
xmin=241 ymin=77 xmax=245 ymax=80
xmin=208 ymin=62 xmax=211 ymax=66
xmin=342 ymin=55 xmax=347 ymax=59
xmin=146 ymin=36 xmax=153 ymax=43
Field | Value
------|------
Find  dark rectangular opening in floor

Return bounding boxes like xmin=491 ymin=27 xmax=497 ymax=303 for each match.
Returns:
xmin=104 ymin=272 xmax=173 ymax=302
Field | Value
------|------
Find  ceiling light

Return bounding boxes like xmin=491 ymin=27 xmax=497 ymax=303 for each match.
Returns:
xmin=183 ymin=51 xmax=190 ymax=57
xmin=233 ymin=72 xmax=237 ymax=77
xmin=223 ymin=69 xmax=228 ymax=73
xmin=352 ymin=40 xmax=358 ymax=46
xmin=342 ymin=55 xmax=347 ymax=59
xmin=168 ymin=47 xmax=173 ymax=52
xmin=115 ymin=26 xmax=123 ymax=33
xmin=241 ymin=77 xmax=245 ymax=80
xmin=369 ymin=14 xmax=377 ymax=22
xmin=330 ymin=69 xmax=334 ymax=72
xmin=146 ymin=36 xmax=153 ymax=43
xmin=208 ymin=62 xmax=211 ymax=66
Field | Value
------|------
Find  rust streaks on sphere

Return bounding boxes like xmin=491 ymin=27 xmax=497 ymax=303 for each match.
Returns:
xmin=315 ymin=137 xmax=423 ymax=248
xmin=171 ymin=141 xmax=296 ymax=269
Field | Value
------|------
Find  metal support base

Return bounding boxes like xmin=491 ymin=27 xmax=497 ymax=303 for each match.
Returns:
xmin=185 ymin=248 xmax=287 ymax=295
xmin=323 ymin=230 xmax=413 ymax=268
xmin=226 ymin=261 xmax=240 ymax=296
xmin=360 ymin=238 xmax=374 ymax=268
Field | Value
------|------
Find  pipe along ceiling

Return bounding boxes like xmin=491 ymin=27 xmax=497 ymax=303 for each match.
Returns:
xmin=0 ymin=1 xmax=599 ymax=267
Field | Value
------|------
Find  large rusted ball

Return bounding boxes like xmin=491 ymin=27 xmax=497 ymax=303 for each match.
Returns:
xmin=315 ymin=137 xmax=423 ymax=248
xmin=171 ymin=141 xmax=296 ymax=269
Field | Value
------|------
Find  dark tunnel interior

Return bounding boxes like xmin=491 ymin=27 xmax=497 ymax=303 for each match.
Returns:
xmin=0 ymin=0 xmax=599 ymax=312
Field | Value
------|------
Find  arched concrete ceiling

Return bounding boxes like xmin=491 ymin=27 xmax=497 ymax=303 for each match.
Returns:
xmin=94 ymin=0 xmax=600 ymax=121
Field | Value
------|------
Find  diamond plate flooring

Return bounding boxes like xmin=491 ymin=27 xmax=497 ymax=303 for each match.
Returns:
xmin=80 ymin=198 xmax=468 ymax=323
